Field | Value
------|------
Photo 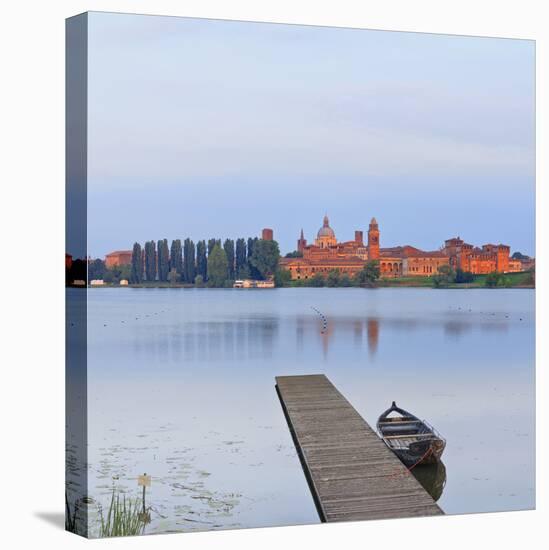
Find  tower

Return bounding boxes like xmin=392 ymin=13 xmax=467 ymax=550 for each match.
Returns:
xmin=368 ymin=217 xmax=380 ymax=260
xmin=262 ymin=228 xmax=273 ymax=241
xmin=297 ymin=228 xmax=307 ymax=253
xmin=496 ymin=244 xmax=510 ymax=273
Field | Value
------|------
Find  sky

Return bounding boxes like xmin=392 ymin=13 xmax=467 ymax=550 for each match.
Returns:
xmin=86 ymin=12 xmax=535 ymax=258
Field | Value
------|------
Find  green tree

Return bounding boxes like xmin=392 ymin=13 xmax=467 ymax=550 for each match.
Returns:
xmin=118 ymin=264 xmax=131 ymax=282
xmin=170 ymin=239 xmax=183 ymax=278
xmin=340 ymin=274 xmax=352 ymax=287
xmin=183 ymin=238 xmax=196 ymax=283
xmin=485 ymin=271 xmax=508 ymax=288
xmin=432 ymin=264 xmax=456 ymax=288
xmin=196 ymin=240 xmax=207 ymax=281
xmin=274 ymin=269 xmax=291 ymax=287
xmin=285 ymin=250 xmax=303 ymax=258
xmin=223 ymin=238 xmax=235 ymax=280
xmin=130 ymin=242 xmax=143 ymax=283
xmin=103 ymin=268 xmax=117 ymax=284
xmin=144 ymin=241 xmax=157 ymax=281
xmin=235 ymin=238 xmax=247 ymax=278
xmin=306 ymin=273 xmax=325 ymax=287
xmin=208 ymin=238 xmax=221 ymax=256
xmin=237 ymin=263 xmax=251 ymax=280
xmin=247 ymin=237 xmax=261 ymax=279
xmin=207 ymin=244 xmax=229 ymax=287
xmin=88 ymin=259 xmax=105 ymax=281
xmin=326 ymin=269 xmax=340 ymax=287
xmin=249 ymin=239 xmax=280 ymax=280
xmin=157 ymin=238 xmax=170 ymax=281
xmin=355 ymin=260 xmax=380 ymax=286
xmin=455 ymin=268 xmax=474 ymax=284
xmin=168 ymin=268 xmax=179 ymax=285
xmin=194 ymin=274 xmax=204 ymax=287
xmin=103 ymin=265 xmax=123 ymax=284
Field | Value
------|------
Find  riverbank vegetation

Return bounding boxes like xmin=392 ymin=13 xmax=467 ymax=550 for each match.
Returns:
xmin=378 ymin=268 xmax=534 ymax=289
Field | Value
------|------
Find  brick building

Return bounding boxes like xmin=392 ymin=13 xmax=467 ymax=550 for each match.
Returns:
xmin=105 ymin=250 xmax=133 ymax=268
xmin=442 ymin=237 xmax=512 ymax=274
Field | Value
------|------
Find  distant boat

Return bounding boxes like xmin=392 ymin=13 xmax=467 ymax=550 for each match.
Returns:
xmin=377 ymin=401 xmax=446 ymax=466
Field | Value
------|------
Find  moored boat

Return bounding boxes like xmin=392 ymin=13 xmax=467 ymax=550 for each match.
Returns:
xmin=377 ymin=401 xmax=446 ymax=466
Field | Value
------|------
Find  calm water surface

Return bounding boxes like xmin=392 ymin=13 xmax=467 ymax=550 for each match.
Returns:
xmin=74 ymin=288 xmax=535 ymax=535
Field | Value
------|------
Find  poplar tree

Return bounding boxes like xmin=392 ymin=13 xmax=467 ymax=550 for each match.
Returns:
xmin=183 ymin=238 xmax=196 ymax=283
xmin=196 ymin=240 xmax=207 ymax=281
xmin=208 ymin=238 xmax=221 ymax=256
xmin=170 ymin=239 xmax=183 ymax=278
xmin=247 ymin=237 xmax=256 ymax=261
xmin=158 ymin=238 xmax=170 ymax=281
xmin=247 ymin=237 xmax=260 ymax=279
xmin=223 ymin=238 xmax=235 ymax=280
xmin=130 ymin=242 xmax=143 ymax=284
xmin=235 ymin=238 xmax=247 ymax=278
xmin=144 ymin=240 xmax=157 ymax=281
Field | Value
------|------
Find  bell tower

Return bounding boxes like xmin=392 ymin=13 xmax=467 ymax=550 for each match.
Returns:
xmin=297 ymin=228 xmax=307 ymax=253
xmin=368 ymin=217 xmax=380 ymax=260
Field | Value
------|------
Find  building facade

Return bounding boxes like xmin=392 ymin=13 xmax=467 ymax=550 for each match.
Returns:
xmin=442 ymin=237 xmax=512 ymax=274
xmin=105 ymin=250 xmax=133 ymax=268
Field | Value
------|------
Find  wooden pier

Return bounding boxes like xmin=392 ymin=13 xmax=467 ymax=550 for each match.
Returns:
xmin=275 ymin=374 xmax=443 ymax=522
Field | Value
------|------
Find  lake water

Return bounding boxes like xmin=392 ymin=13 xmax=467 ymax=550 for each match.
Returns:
xmin=69 ymin=287 xmax=535 ymax=535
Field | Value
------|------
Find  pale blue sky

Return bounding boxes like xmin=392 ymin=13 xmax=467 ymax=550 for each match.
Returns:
xmin=87 ymin=12 xmax=535 ymax=257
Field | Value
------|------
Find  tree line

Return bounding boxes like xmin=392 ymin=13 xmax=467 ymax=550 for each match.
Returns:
xmin=130 ymin=237 xmax=280 ymax=287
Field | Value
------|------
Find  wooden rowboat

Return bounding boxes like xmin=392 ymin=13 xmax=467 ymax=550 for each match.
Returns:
xmin=377 ymin=401 xmax=446 ymax=467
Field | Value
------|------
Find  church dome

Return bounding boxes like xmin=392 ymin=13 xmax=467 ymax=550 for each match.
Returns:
xmin=317 ymin=215 xmax=335 ymax=238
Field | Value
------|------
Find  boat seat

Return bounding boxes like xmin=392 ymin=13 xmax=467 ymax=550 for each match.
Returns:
xmin=381 ymin=423 xmax=421 ymax=434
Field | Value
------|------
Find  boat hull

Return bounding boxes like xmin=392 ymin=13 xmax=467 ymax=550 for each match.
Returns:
xmin=389 ymin=437 xmax=446 ymax=467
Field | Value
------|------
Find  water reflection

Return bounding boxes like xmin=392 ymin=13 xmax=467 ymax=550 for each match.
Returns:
xmin=294 ymin=315 xmax=380 ymax=357
xmin=367 ymin=318 xmax=379 ymax=356
xmin=124 ymin=309 xmax=513 ymax=364
xmin=444 ymin=321 xmax=473 ymax=339
xmin=411 ymin=461 xmax=447 ymax=502
xmin=131 ymin=318 xmax=280 ymax=361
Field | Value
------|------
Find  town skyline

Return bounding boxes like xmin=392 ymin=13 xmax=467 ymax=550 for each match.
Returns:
xmin=89 ymin=211 xmax=534 ymax=260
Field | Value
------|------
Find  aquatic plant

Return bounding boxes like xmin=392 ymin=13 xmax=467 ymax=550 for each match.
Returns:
xmin=99 ymin=489 xmax=147 ymax=538
xmin=65 ymin=492 xmax=79 ymax=533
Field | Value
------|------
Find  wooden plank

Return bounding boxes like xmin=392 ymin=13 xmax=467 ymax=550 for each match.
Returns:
xmin=275 ymin=374 xmax=443 ymax=523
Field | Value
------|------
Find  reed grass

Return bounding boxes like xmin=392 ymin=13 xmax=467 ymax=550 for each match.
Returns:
xmin=65 ymin=492 xmax=79 ymax=533
xmin=99 ymin=489 xmax=147 ymax=538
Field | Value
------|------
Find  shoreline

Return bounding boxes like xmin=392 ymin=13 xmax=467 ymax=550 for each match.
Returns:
xmin=75 ymin=282 xmax=535 ymax=290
